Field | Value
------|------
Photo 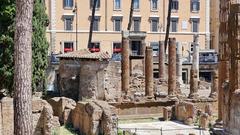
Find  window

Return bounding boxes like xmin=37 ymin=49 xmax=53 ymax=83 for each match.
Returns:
xmin=150 ymin=42 xmax=159 ymax=56
xmin=133 ymin=18 xmax=141 ymax=31
xmin=171 ymin=0 xmax=179 ymax=11
xmin=133 ymin=0 xmax=140 ymax=9
xmin=170 ymin=18 xmax=178 ymax=32
xmin=90 ymin=0 xmax=100 ymax=9
xmin=131 ymin=41 xmax=142 ymax=55
xmin=64 ymin=42 xmax=74 ymax=53
xmin=151 ymin=0 xmax=158 ymax=10
xmin=113 ymin=19 xmax=121 ymax=31
xmin=64 ymin=16 xmax=73 ymax=30
xmin=64 ymin=0 xmax=73 ymax=8
xmin=150 ymin=18 xmax=159 ymax=32
xmin=114 ymin=0 xmax=121 ymax=10
xmin=191 ymin=0 xmax=200 ymax=12
xmin=89 ymin=42 xmax=100 ymax=52
xmin=191 ymin=18 xmax=199 ymax=32
xmin=113 ymin=42 xmax=122 ymax=53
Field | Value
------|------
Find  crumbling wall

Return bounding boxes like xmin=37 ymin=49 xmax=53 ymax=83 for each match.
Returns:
xmin=0 ymin=97 xmax=60 ymax=135
xmin=59 ymin=59 xmax=80 ymax=100
xmin=104 ymin=61 xmax=122 ymax=102
xmin=59 ymin=59 xmax=121 ymax=101
xmin=71 ymin=101 xmax=117 ymax=135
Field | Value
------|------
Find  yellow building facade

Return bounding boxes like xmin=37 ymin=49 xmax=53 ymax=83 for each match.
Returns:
xmin=45 ymin=0 xmax=210 ymax=57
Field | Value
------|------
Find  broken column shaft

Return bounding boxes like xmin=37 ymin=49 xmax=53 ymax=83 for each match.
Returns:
xmin=192 ymin=34 xmax=199 ymax=80
xmin=168 ymin=38 xmax=177 ymax=96
xmin=176 ymin=42 xmax=183 ymax=84
xmin=189 ymin=34 xmax=199 ymax=98
xmin=145 ymin=46 xmax=154 ymax=97
xmin=121 ymin=31 xmax=130 ymax=94
xmin=210 ymin=70 xmax=218 ymax=98
xmin=159 ymin=41 xmax=165 ymax=80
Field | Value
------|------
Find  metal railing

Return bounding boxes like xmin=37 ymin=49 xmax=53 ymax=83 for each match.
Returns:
xmin=116 ymin=127 xmax=210 ymax=135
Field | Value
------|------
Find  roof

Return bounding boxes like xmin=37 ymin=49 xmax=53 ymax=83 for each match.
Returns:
xmin=57 ymin=49 xmax=111 ymax=60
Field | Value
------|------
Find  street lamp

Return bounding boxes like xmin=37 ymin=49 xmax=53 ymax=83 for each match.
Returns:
xmin=73 ymin=2 xmax=78 ymax=51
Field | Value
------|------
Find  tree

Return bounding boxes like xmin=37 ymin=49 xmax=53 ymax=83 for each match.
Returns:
xmin=32 ymin=0 xmax=49 ymax=92
xmin=0 ymin=0 xmax=49 ymax=94
xmin=14 ymin=0 xmax=33 ymax=134
xmin=164 ymin=0 xmax=173 ymax=50
xmin=127 ymin=0 xmax=134 ymax=30
xmin=88 ymin=0 xmax=98 ymax=48
xmin=0 ymin=0 xmax=15 ymax=95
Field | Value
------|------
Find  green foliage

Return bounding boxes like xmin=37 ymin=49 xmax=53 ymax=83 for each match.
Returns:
xmin=32 ymin=0 xmax=49 ymax=92
xmin=0 ymin=0 xmax=15 ymax=95
xmin=0 ymin=0 xmax=49 ymax=95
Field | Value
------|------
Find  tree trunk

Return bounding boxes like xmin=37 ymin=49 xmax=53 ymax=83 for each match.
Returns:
xmin=164 ymin=0 xmax=172 ymax=50
xmin=14 ymin=0 xmax=33 ymax=134
xmin=88 ymin=0 xmax=97 ymax=48
xmin=127 ymin=0 xmax=134 ymax=30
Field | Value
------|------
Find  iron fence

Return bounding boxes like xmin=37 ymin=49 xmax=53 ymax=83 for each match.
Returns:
xmin=116 ymin=127 xmax=211 ymax=135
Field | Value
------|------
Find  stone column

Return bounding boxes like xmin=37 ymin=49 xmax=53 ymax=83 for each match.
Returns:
xmin=121 ymin=31 xmax=130 ymax=94
xmin=159 ymin=41 xmax=165 ymax=80
xmin=218 ymin=0 xmax=230 ymax=123
xmin=145 ymin=46 xmax=154 ymax=97
xmin=176 ymin=42 xmax=183 ymax=84
xmin=142 ymin=40 xmax=146 ymax=75
xmin=192 ymin=34 xmax=199 ymax=80
xmin=189 ymin=34 xmax=199 ymax=98
xmin=168 ymin=38 xmax=177 ymax=96
xmin=189 ymin=67 xmax=199 ymax=98
xmin=209 ymin=70 xmax=218 ymax=99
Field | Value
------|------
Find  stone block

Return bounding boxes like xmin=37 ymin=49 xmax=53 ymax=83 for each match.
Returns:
xmin=163 ymin=107 xmax=172 ymax=121
xmin=200 ymin=113 xmax=209 ymax=129
xmin=175 ymin=102 xmax=195 ymax=122
xmin=1 ymin=97 xmax=14 ymax=135
xmin=205 ymin=103 xmax=213 ymax=116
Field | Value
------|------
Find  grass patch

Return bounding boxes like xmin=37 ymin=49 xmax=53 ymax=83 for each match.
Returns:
xmin=52 ymin=124 xmax=78 ymax=135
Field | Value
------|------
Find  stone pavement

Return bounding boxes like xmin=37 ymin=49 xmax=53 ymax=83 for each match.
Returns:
xmin=119 ymin=121 xmax=210 ymax=135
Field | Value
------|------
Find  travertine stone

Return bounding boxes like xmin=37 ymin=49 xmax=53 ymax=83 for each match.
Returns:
xmin=145 ymin=46 xmax=154 ymax=97
xmin=189 ymin=68 xmax=199 ymax=98
xmin=163 ymin=107 xmax=172 ymax=121
xmin=158 ymin=41 xmax=165 ymax=80
xmin=210 ymin=70 xmax=218 ymax=98
xmin=200 ymin=113 xmax=209 ymax=130
xmin=176 ymin=42 xmax=183 ymax=84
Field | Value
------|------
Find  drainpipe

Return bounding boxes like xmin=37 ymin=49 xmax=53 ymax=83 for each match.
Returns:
xmin=105 ymin=0 xmax=108 ymax=31
xmin=205 ymin=0 xmax=210 ymax=49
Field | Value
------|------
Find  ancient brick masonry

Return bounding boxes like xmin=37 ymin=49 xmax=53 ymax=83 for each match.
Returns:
xmin=121 ymin=31 xmax=130 ymax=95
xmin=145 ymin=46 xmax=154 ymax=97
xmin=168 ymin=38 xmax=177 ymax=95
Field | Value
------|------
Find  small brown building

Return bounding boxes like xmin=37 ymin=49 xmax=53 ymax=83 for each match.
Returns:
xmin=57 ymin=49 xmax=121 ymax=101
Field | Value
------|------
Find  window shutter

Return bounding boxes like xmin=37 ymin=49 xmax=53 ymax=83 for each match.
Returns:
xmin=197 ymin=1 xmax=200 ymax=10
xmin=190 ymin=1 xmax=193 ymax=11
xmin=176 ymin=1 xmax=179 ymax=10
